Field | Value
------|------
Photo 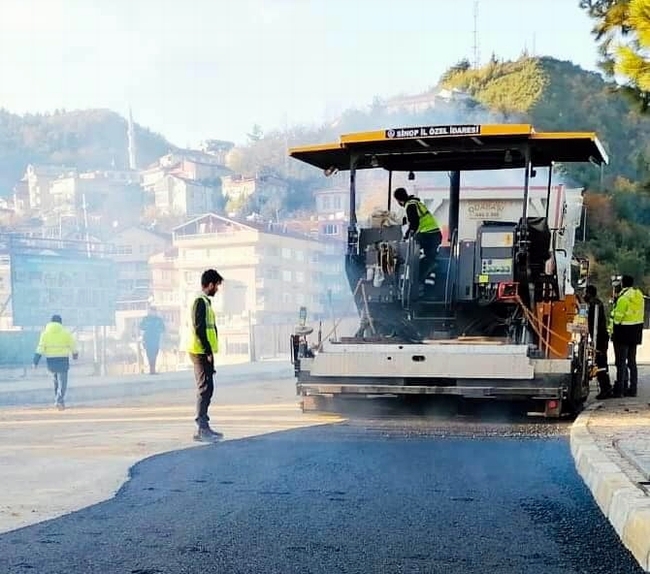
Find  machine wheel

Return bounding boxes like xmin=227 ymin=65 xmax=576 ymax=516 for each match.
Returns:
xmin=562 ymin=342 xmax=590 ymax=417
xmin=300 ymin=395 xmax=329 ymax=413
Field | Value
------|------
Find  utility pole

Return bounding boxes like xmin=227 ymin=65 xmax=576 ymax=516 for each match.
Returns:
xmin=82 ymin=193 xmax=101 ymax=375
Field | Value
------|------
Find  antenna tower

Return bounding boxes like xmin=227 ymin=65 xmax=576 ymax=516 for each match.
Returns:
xmin=472 ymin=0 xmax=480 ymax=68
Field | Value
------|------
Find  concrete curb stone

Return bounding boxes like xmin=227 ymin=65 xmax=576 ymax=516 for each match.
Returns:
xmin=570 ymin=402 xmax=650 ymax=572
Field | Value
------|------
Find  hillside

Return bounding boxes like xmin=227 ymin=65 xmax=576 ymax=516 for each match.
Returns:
xmin=442 ymin=56 xmax=650 ymax=186
xmin=441 ymin=56 xmax=650 ymax=292
xmin=229 ymin=55 xmax=650 ymax=292
xmin=0 ymin=108 xmax=174 ymax=195
xmin=232 ymin=56 xmax=650 ymax=191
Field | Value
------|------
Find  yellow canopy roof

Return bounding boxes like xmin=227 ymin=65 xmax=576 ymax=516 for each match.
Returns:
xmin=288 ymin=124 xmax=608 ymax=172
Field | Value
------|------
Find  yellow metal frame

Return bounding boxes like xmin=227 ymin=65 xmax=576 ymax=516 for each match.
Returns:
xmin=288 ymin=124 xmax=608 ymax=167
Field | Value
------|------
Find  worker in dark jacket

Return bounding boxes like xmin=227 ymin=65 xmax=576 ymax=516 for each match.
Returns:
xmin=140 ymin=307 xmax=165 ymax=375
xmin=393 ymin=187 xmax=443 ymax=292
xmin=186 ymin=269 xmax=224 ymax=442
xmin=584 ymin=285 xmax=613 ymax=400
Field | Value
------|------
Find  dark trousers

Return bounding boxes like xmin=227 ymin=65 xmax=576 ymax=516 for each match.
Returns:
xmin=417 ymin=230 xmax=442 ymax=282
xmin=46 ymin=358 xmax=69 ymax=405
xmin=145 ymin=345 xmax=159 ymax=374
xmin=614 ymin=342 xmax=637 ymax=393
xmin=594 ymin=348 xmax=611 ymax=393
xmin=190 ymin=353 xmax=214 ymax=429
xmin=50 ymin=370 xmax=68 ymax=405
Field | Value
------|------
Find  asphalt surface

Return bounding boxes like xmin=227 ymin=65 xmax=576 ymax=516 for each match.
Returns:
xmin=0 ymin=411 xmax=643 ymax=574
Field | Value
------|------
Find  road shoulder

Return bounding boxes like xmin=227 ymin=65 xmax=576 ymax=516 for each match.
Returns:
xmin=571 ymin=392 xmax=650 ymax=572
xmin=0 ymin=376 xmax=336 ymax=535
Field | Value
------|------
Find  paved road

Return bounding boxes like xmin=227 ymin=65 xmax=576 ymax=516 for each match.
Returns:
xmin=0 ymin=361 xmax=293 ymax=407
xmin=0 ymin=414 xmax=643 ymax=574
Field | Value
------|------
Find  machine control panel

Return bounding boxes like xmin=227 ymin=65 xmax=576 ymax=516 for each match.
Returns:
xmin=474 ymin=223 xmax=518 ymax=288
xmin=481 ymin=258 xmax=513 ymax=275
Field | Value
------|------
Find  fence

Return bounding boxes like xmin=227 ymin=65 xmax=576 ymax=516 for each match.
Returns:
xmin=0 ymin=315 xmax=362 ymax=378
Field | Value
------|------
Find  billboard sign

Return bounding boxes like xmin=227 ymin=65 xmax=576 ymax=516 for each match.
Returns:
xmin=10 ymin=253 xmax=117 ymax=327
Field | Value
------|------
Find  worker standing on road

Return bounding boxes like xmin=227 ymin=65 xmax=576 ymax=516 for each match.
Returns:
xmin=393 ymin=187 xmax=442 ymax=292
xmin=33 ymin=314 xmax=78 ymax=410
xmin=584 ymin=285 xmax=613 ymax=400
xmin=140 ymin=307 xmax=165 ymax=375
xmin=186 ymin=269 xmax=224 ymax=442
xmin=611 ymin=275 xmax=645 ymax=398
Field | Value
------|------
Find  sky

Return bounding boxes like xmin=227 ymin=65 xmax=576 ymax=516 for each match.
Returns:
xmin=0 ymin=0 xmax=599 ymax=146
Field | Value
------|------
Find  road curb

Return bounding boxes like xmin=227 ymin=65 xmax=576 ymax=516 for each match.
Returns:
xmin=571 ymin=403 xmax=650 ymax=572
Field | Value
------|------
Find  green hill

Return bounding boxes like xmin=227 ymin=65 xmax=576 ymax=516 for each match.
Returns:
xmin=231 ymin=55 xmax=650 ymax=293
xmin=442 ymin=56 xmax=650 ymax=185
xmin=0 ymin=108 xmax=174 ymax=195
xmin=441 ymin=56 xmax=650 ymax=292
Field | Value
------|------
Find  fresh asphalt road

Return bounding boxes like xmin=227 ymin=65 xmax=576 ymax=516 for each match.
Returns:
xmin=0 ymin=409 xmax=643 ymax=574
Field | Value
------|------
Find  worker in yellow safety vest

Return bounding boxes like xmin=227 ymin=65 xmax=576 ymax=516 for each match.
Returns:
xmin=186 ymin=268 xmax=223 ymax=442
xmin=393 ymin=187 xmax=443 ymax=296
xmin=33 ymin=314 xmax=78 ymax=410
xmin=611 ymin=275 xmax=645 ymax=398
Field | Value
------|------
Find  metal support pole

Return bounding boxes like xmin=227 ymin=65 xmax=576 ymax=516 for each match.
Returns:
xmin=347 ymin=155 xmax=359 ymax=256
xmin=387 ymin=170 xmax=393 ymax=211
xmin=522 ymin=148 xmax=532 ymax=222
xmin=599 ymin=162 xmax=604 ymax=193
xmin=248 ymin=310 xmax=255 ymax=362
xmin=544 ymin=164 xmax=553 ymax=220
xmin=101 ymin=325 xmax=107 ymax=376
xmin=448 ymin=171 xmax=460 ymax=242
xmin=81 ymin=192 xmax=100 ymax=375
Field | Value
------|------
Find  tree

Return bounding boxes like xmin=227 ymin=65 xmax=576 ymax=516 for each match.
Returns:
xmin=246 ymin=124 xmax=264 ymax=143
xmin=580 ymin=0 xmax=650 ymax=110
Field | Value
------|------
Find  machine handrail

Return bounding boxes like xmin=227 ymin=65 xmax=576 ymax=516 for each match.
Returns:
xmin=444 ymin=228 xmax=459 ymax=309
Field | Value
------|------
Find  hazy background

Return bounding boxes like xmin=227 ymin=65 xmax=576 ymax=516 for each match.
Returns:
xmin=0 ymin=0 xmax=598 ymax=145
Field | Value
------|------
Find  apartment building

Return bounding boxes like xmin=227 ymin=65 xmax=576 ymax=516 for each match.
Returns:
xmin=149 ymin=213 xmax=348 ymax=364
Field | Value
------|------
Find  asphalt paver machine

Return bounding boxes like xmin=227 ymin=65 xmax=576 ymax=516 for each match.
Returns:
xmin=289 ymin=124 xmax=608 ymax=417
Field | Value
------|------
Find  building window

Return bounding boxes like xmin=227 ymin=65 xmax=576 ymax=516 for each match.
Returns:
xmin=295 ymin=250 xmax=304 ymax=262
xmin=321 ymin=196 xmax=331 ymax=210
xmin=265 ymin=267 xmax=280 ymax=280
xmin=256 ymin=288 xmax=265 ymax=305
xmin=295 ymin=271 xmax=305 ymax=283
xmin=282 ymin=270 xmax=292 ymax=282
xmin=323 ymin=224 xmax=339 ymax=236
xmin=116 ymin=245 xmax=133 ymax=255
xmin=282 ymin=292 xmax=293 ymax=304
xmin=333 ymin=195 xmax=342 ymax=210
xmin=296 ymin=293 xmax=305 ymax=305
xmin=282 ymin=247 xmax=291 ymax=259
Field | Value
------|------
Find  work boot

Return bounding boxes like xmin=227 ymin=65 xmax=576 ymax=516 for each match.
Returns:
xmin=624 ymin=386 xmax=638 ymax=398
xmin=193 ymin=426 xmax=223 ymax=442
xmin=596 ymin=389 xmax=613 ymax=400
xmin=205 ymin=426 xmax=224 ymax=440
xmin=193 ymin=428 xmax=218 ymax=442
